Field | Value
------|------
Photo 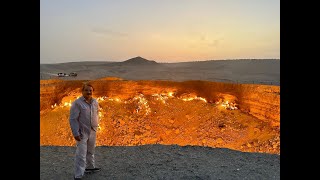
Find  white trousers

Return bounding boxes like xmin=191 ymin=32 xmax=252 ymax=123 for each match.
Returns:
xmin=74 ymin=128 xmax=96 ymax=178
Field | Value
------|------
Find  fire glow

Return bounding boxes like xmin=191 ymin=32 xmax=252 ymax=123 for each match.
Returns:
xmin=216 ymin=100 xmax=238 ymax=110
xmin=41 ymin=80 xmax=280 ymax=155
xmin=50 ymin=92 xmax=238 ymax=111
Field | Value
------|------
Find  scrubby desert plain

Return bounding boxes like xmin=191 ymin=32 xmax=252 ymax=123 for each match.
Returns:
xmin=40 ymin=57 xmax=280 ymax=180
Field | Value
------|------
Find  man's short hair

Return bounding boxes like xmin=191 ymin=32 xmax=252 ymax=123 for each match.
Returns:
xmin=82 ymin=82 xmax=94 ymax=91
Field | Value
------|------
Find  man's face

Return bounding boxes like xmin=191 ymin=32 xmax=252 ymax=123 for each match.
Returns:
xmin=82 ymin=85 xmax=93 ymax=100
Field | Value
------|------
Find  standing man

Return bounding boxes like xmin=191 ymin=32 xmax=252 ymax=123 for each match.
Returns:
xmin=69 ymin=82 xmax=101 ymax=180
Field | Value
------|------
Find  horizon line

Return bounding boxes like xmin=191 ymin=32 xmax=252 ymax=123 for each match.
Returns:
xmin=40 ymin=57 xmax=280 ymax=65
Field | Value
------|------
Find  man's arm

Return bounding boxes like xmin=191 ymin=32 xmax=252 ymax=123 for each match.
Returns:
xmin=97 ymin=102 xmax=101 ymax=122
xmin=69 ymin=101 xmax=81 ymax=140
xmin=97 ymin=102 xmax=100 ymax=116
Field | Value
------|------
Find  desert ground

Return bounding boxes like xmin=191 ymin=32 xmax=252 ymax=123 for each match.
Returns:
xmin=41 ymin=145 xmax=280 ymax=180
xmin=40 ymin=57 xmax=280 ymax=180
xmin=40 ymin=57 xmax=280 ymax=85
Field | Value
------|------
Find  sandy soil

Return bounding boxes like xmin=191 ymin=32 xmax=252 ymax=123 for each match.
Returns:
xmin=40 ymin=145 xmax=280 ymax=180
xmin=40 ymin=58 xmax=280 ymax=85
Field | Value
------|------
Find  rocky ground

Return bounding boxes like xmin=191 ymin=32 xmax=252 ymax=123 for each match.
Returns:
xmin=40 ymin=145 xmax=280 ymax=180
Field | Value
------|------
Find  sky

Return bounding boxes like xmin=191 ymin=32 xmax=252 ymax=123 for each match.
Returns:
xmin=40 ymin=0 xmax=280 ymax=64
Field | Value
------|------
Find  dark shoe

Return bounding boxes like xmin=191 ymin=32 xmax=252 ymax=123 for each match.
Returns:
xmin=85 ymin=167 xmax=101 ymax=173
xmin=84 ymin=169 xmax=93 ymax=174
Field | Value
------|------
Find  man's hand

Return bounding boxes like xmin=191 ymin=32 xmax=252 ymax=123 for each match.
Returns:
xmin=74 ymin=135 xmax=81 ymax=141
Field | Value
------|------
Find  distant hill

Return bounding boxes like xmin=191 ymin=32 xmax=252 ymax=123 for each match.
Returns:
xmin=39 ymin=57 xmax=279 ymax=85
xmin=121 ymin=56 xmax=158 ymax=65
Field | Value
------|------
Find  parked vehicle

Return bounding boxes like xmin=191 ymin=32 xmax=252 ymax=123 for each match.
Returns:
xmin=57 ymin=73 xmax=67 ymax=77
xmin=69 ymin=72 xmax=77 ymax=76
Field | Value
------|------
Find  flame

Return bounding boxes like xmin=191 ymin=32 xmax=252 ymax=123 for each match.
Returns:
xmin=108 ymin=97 xmax=121 ymax=102
xmin=98 ymin=124 xmax=103 ymax=131
xmin=51 ymin=103 xmax=57 ymax=108
xmin=98 ymin=111 xmax=103 ymax=118
xmin=182 ymin=97 xmax=194 ymax=101
xmin=167 ymin=92 xmax=174 ymax=97
xmin=218 ymin=99 xmax=238 ymax=110
xmin=195 ymin=97 xmax=207 ymax=103
xmin=181 ymin=96 xmax=207 ymax=103
xmin=97 ymin=96 xmax=107 ymax=102
xmin=152 ymin=93 xmax=169 ymax=104
xmin=64 ymin=101 xmax=72 ymax=107
xmin=128 ymin=94 xmax=151 ymax=115
xmin=50 ymin=92 xmax=236 ymax=113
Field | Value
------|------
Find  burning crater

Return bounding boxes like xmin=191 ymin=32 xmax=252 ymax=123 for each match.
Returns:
xmin=40 ymin=78 xmax=280 ymax=154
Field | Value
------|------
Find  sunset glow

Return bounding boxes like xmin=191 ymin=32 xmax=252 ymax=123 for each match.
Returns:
xmin=41 ymin=0 xmax=280 ymax=63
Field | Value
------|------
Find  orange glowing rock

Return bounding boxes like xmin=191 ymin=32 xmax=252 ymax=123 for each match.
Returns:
xmin=40 ymin=79 xmax=280 ymax=154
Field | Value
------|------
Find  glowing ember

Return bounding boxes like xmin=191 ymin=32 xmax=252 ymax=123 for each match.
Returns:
xmin=180 ymin=96 xmax=207 ymax=103
xmin=216 ymin=99 xmax=238 ymax=110
xmin=128 ymin=94 xmax=151 ymax=115
xmin=98 ymin=108 xmax=104 ymax=118
xmin=109 ymin=97 xmax=121 ymax=102
xmin=63 ymin=100 xmax=72 ymax=107
xmin=196 ymin=97 xmax=207 ymax=103
xmin=51 ymin=103 xmax=57 ymax=108
xmin=50 ymin=93 xmax=237 ymax=113
xmin=168 ymin=92 xmax=174 ymax=97
xmin=97 ymin=96 xmax=108 ymax=102
xmin=152 ymin=94 xmax=169 ymax=104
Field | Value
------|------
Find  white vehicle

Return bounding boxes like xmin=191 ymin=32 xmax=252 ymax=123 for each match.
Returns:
xmin=57 ymin=73 xmax=67 ymax=77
